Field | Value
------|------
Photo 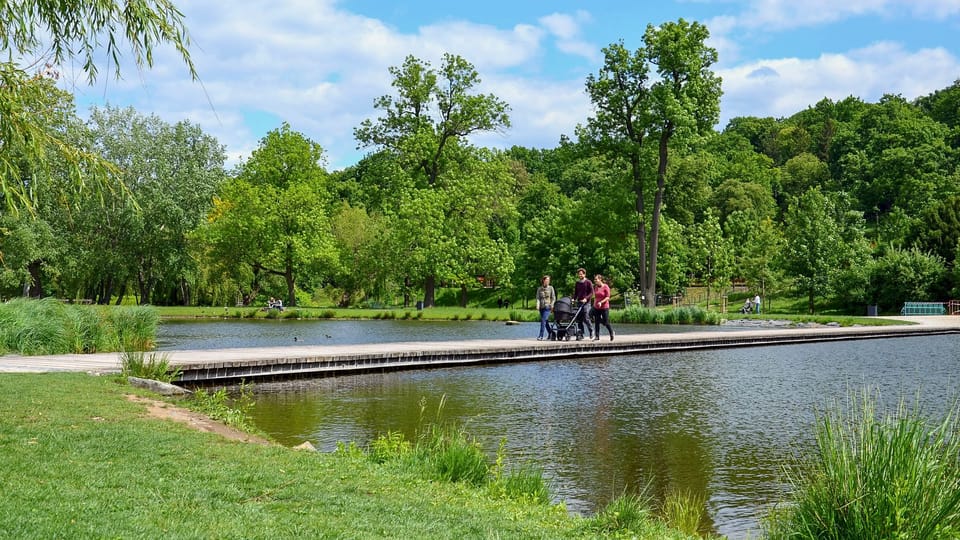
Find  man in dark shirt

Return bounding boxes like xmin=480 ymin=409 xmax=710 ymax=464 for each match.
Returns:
xmin=573 ymin=267 xmax=593 ymax=340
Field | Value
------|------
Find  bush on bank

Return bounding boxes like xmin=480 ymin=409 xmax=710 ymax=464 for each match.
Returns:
xmin=0 ymin=298 xmax=158 ymax=355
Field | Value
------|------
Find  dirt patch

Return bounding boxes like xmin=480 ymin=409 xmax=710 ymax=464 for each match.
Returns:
xmin=126 ymin=394 xmax=273 ymax=445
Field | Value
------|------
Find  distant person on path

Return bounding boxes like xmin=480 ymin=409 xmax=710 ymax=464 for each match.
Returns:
xmin=536 ymin=275 xmax=556 ymax=341
xmin=754 ymin=293 xmax=761 ymax=314
xmin=573 ymin=267 xmax=594 ymax=340
xmin=592 ymin=274 xmax=614 ymax=341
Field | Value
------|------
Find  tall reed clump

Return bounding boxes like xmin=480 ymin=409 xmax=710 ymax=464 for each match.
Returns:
xmin=0 ymin=298 xmax=71 ymax=355
xmin=765 ymin=389 xmax=960 ymax=539
xmin=106 ymin=305 xmax=159 ymax=351
xmin=0 ymin=299 xmax=159 ymax=354
xmin=120 ymin=351 xmax=181 ymax=383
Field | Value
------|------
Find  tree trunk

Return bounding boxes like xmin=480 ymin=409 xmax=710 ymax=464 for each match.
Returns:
xmin=645 ymin=127 xmax=672 ymax=308
xmin=285 ymin=268 xmax=296 ymax=307
xmin=459 ymin=283 xmax=468 ymax=308
xmin=403 ymin=276 xmax=411 ymax=308
xmin=424 ymin=275 xmax=436 ymax=307
xmin=27 ymin=260 xmax=43 ymax=297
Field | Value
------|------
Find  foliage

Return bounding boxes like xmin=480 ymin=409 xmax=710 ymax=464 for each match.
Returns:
xmin=189 ymin=383 xmax=256 ymax=432
xmin=120 ymin=351 xmax=181 ymax=383
xmin=780 ymin=188 xmax=846 ymax=313
xmin=203 ymin=123 xmax=337 ymax=307
xmin=0 ymin=0 xmax=195 ymax=213
xmin=867 ymin=246 xmax=948 ymax=310
xmin=766 ymin=389 xmax=960 ymax=539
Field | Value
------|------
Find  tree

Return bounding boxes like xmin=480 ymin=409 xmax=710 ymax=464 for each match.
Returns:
xmin=205 ymin=124 xmax=336 ymax=307
xmin=582 ymin=40 xmax=654 ymax=303
xmin=644 ymin=19 xmax=723 ymax=307
xmin=584 ymin=21 xmax=722 ymax=308
xmin=354 ymin=54 xmax=511 ymax=306
xmin=81 ymin=106 xmax=225 ymax=304
xmin=687 ymin=209 xmax=732 ymax=308
xmin=781 ymin=188 xmax=845 ymax=313
xmin=868 ymin=246 xmax=948 ymax=311
xmin=0 ymin=0 xmax=195 ymax=213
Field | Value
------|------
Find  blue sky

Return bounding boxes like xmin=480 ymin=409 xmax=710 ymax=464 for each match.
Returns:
xmin=65 ymin=0 xmax=960 ymax=170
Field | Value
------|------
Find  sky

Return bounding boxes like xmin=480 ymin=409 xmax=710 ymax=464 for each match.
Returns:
xmin=62 ymin=0 xmax=960 ymax=171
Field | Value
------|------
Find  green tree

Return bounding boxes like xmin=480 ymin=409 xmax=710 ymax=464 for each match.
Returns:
xmin=583 ymin=20 xmax=722 ymax=308
xmin=644 ymin=19 xmax=722 ymax=307
xmin=354 ymin=54 xmax=511 ymax=306
xmin=909 ymin=194 xmax=960 ymax=266
xmin=687 ymin=209 xmax=732 ymax=308
xmin=329 ymin=203 xmax=394 ymax=306
xmin=868 ymin=246 xmax=948 ymax=311
xmin=0 ymin=0 xmax=195 ymax=213
xmin=582 ymin=39 xmax=653 ymax=296
xmin=781 ymin=188 xmax=845 ymax=313
xmin=81 ymin=106 xmax=225 ymax=305
xmin=205 ymin=124 xmax=336 ymax=307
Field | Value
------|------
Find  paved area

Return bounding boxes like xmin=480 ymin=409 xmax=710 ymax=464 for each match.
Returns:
xmin=1 ymin=316 xmax=957 ymax=380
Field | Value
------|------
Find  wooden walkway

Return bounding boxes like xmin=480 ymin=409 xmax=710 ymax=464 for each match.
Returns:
xmin=1 ymin=317 xmax=957 ymax=383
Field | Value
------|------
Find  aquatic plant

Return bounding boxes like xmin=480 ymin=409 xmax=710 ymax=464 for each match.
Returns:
xmin=765 ymin=389 xmax=960 ymax=539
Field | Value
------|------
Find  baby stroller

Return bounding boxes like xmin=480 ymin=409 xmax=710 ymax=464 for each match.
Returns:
xmin=550 ymin=297 xmax=585 ymax=341
xmin=739 ymin=301 xmax=753 ymax=314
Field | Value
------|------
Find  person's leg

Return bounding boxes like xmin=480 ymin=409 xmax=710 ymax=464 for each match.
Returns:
xmin=592 ymin=309 xmax=601 ymax=340
xmin=582 ymin=304 xmax=592 ymax=338
xmin=601 ymin=309 xmax=614 ymax=340
xmin=539 ymin=309 xmax=549 ymax=339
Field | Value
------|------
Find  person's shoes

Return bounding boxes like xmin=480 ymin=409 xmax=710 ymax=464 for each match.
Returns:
xmin=537 ymin=337 xmax=543 ymax=341
xmin=610 ymin=332 xmax=615 ymax=341
xmin=576 ymin=335 xmax=583 ymax=341
xmin=593 ymin=336 xmax=600 ymax=341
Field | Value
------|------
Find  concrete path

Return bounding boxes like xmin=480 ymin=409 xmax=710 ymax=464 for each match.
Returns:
xmin=1 ymin=316 xmax=957 ymax=382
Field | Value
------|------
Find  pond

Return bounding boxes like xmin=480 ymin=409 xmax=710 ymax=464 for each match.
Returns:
xmin=157 ymin=320 xmax=959 ymax=538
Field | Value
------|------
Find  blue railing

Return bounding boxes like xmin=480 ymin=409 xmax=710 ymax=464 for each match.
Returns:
xmin=900 ymin=302 xmax=946 ymax=315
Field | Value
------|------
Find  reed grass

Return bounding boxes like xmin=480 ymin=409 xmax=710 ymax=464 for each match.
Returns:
xmin=661 ymin=489 xmax=708 ymax=537
xmin=120 ymin=351 xmax=181 ymax=383
xmin=765 ymin=389 xmax=960 ymax=539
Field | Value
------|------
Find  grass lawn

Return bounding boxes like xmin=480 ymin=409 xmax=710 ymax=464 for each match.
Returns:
xmin=0 ymin=373 xmax=700 ymax=539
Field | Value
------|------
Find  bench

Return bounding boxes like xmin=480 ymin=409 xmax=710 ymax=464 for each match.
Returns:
xmin=900 ymin=301 xmax=946 ymax=315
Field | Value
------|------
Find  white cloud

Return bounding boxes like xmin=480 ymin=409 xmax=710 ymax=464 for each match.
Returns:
xmin=538 ymin=11 xmax=601 ymax=63
xmin=717 ymin=42 xmax=960 ymax=125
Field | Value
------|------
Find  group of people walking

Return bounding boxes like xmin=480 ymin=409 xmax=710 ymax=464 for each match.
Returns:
xmin=536 ymin=268 xmax=614 ymax=341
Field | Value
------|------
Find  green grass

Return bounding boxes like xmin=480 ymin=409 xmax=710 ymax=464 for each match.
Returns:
xmin=0 ymin=298 xmax=159 ymax=355
xmin=765 ymin=389 xmax=960 ymax=539
xmin=0 ymin=373 xmax=701 ymax=539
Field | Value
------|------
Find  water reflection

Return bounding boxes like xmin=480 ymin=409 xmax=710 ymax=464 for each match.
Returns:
xmin=155 ymin=318 xmax=732 ymax=350
xmin=241 ymin=334 xmax=960 ymax=539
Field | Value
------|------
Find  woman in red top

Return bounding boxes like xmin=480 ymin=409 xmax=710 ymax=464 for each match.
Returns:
xmin=592 ymin=274 xmax=614 ymax=341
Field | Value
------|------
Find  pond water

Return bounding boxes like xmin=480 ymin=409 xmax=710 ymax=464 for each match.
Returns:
xmin=156 ymin=320 xmax=960 ymax=538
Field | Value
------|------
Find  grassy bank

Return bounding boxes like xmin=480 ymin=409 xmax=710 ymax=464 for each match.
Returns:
xmin=0 ymin=373 xmax=702 ymax=539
